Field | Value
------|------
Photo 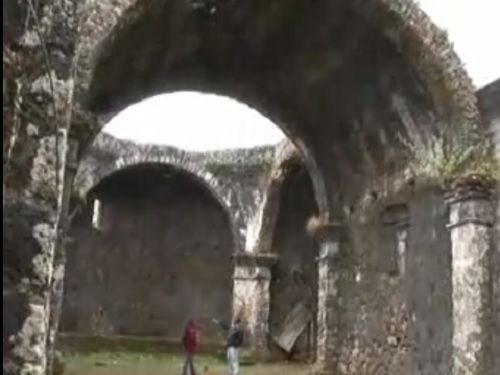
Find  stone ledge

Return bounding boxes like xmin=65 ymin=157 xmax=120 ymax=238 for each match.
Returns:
xmin=446 ymin=218 xmax=494 ymax=229
xmin=444 ymin=181 xmax=494 ymax=204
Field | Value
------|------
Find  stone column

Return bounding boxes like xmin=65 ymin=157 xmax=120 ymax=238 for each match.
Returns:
xmin=446 ymin=183 xmax=495 ymax=375
xmin=310 ymin=221 xmax=346 ymax=374
xmin=232 ymin=252 xmax=278 ymax=359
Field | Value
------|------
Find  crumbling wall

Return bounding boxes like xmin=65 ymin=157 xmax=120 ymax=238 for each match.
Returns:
xmin=333 ymin=188 xmax=452 ymax=374
xmin=406 ymin=189 xmax=453 ymax=374
xmin=269 ymin=167 xmax=318 ymax=358
xmin=60 ymin=166 xmax=233 ymax=344
xmin=336 ymin=203 xmax=411 ymax=374
xmin=3 ymin=1 xmax=78 ymax=374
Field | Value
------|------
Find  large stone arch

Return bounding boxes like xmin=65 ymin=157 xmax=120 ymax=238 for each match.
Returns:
xmin=247 ymin=141 xmax=317 ymax=256
xmin=75 ymin=0 xmax=479 ymax=122
xmin=70 ymin=4 xmax=485 ymax=365
xmin=267 ymin=159 xmax=320 ymax=361
xmin=73 ymin=0 xmax=480 ymax=218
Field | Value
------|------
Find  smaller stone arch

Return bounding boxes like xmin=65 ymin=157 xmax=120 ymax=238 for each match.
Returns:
xmin=74 ymin=132 xmax=240 ymax=245
xmin=63 ymin=157 xmax=238 ymax=341
xmin=248 ymin=139 xmax=326 ymax=255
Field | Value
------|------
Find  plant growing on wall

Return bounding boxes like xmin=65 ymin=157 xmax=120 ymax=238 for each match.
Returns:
xmin=401 ymin=121 xmax=499 ymax=188
xmin=393 ymin=95 xmax=499 ymax=189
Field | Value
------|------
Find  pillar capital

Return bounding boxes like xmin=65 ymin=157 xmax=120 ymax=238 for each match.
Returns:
xmin=444 ymin=180 xmax=494 ymax=204
xmin=445 ymin=182 xmax=495 ymax=229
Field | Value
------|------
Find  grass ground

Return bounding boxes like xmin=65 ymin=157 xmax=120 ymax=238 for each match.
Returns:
xmin=63 ymin=351 xmax=311 ymax=375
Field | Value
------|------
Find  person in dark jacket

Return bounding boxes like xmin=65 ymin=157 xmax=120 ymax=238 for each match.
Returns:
xmin=182 ymin=320 xmax=200 ymax=375
xmin=212 ymin=318 xmax=244 ymax=375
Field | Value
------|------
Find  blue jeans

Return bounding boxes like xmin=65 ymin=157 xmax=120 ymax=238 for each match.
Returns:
xmin=227 ymin=347 xmax=240 ymax=375
xmin=182 ymin=353 xmax=197 ymax=375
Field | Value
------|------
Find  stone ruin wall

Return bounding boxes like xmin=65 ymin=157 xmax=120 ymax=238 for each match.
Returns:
xmin=60 ymin=167 xmax=233 ymax=346
xmin=323 ymin=187 xmax=451 ymax=375
xmin=330 ymin=80 xmax=499 ymax=374
xmin=60 ymin=135 xmax=321 ymax=357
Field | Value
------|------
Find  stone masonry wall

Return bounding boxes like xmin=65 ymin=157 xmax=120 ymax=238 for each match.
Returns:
xmin=334 ymin=188 xmax=452 ymax=375
xmin=60 ymin=165 xmax=233 ymax=344
xmin=3 ymin=1 xmax=78 ymax=374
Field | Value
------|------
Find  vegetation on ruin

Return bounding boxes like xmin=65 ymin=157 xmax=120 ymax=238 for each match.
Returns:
xmin=400 ymin=118 xmax=499 ymax=189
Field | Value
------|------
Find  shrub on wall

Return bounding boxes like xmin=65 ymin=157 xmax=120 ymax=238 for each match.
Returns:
xmin=392 ymin=94 xmax=499 ymax=189
xmin=400 ymin=119 xmax=499 ymax=188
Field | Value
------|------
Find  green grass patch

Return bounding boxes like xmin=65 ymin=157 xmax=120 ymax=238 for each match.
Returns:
xmin=63 ymin=351 xmax=310 ymax=375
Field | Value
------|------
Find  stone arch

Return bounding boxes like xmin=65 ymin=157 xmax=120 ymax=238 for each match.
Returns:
xmin=248 ymin=140 xmax=323 ymax=255
xmin=73 ymin=0 xmax=480 ymax=217
xmin=268 ymin=159 xmax=319 ymax=360
xmin=75 ymin=133 xmax=240 ymax=244
xmin=77 ymin=0 xmax=478 ymax=123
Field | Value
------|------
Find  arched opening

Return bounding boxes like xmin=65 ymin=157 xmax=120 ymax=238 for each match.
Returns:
xmin=83 ymin=0 xmax=477 ymax=213
xmin=269 ymin=162 xmax=319 ymax=362
xmin=60 ymin=163 xmax=234 ymax=350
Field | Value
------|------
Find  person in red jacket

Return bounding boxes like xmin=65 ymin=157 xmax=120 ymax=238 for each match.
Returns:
xmin=182 ymin=320 xmax=200 ymax=375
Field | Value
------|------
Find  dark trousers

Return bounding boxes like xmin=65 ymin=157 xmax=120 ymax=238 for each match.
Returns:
xmin=182 ymin=353 xmax=197 ymax=375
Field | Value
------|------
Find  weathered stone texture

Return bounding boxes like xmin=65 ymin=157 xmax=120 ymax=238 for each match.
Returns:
xmin=335 ymin=216 xmax=411 ymax=375
xmin=447 ymin=186 xmax=495 ymax=375
xmin=3 ymin=200 xmax=56 ymax=375
xmin=61 ymin=166 xmax=233 ymax=343
xmin=476 ymin=80 xmax=500 ymax=375
xmin=317 ymin=189 xmax=454 ymax=375
xmin=477 ymin=79 xmax=500 ymax=159
xmin=232 ymin=254 xmax=277 ymax=357
xmin=494 ymin=191 xmax=500 ymax=374
xmin=314 ymin=241 xmax=342 ymax=374
xmin=407 ymin=190 xmax=453 ymax=375
xmin=3 ymin=1 xmax=78 ymax=374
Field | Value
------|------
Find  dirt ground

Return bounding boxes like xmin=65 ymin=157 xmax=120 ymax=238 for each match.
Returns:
xmin=63 ymin=351 xmax=311 ymax=375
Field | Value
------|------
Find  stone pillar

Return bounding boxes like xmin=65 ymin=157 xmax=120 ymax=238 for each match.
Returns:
xmin=310 ymin=221 xmax=346 ymax=374
xmin=232 ymin=252 xmax=278 ymax=359
xmin=446 ymin=183 xmax=495 ymax=375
